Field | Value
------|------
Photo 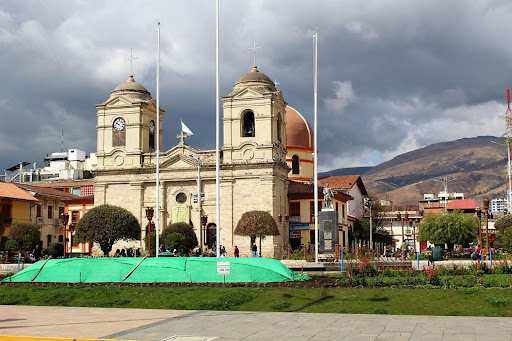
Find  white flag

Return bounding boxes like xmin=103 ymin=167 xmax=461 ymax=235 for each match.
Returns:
xmin=181 ymin=120 xmax=194 ymax=136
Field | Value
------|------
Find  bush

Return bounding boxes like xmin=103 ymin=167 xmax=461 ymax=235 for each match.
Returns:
xmin=5 ymin=240 xmax=18 ymax=252
xmin=8 ymin=222 xmax=40 ymax=251
xmin=161 ymin=222 xmax=198 ymax=255
xmin=42 ymin=242 xmax=64 ymax=258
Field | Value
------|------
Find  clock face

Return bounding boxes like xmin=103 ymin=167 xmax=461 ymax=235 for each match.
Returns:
xmin=149 ymin=120 xmax=155 ymax=133
xmin=113 ymin=118 xmax=125 ymax=131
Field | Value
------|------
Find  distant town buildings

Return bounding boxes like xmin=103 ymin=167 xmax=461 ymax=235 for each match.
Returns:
xmin=491 ymin=197 xmax=508 ymax=213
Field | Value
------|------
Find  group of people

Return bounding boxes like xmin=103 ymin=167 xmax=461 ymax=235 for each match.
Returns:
xmin=113 ymin=248 xmax=141 ymax=257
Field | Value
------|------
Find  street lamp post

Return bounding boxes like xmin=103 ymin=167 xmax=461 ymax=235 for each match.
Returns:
xmin=201 ymin=215 xmax=208 ymax=250
xmin=483 ymin=198 xmax=490 ymax=253
xmin=476 ymin=207 xmax=483 ymax=248
xmin=183 ymin=154 xmax=213 ymax=250
xmin=278 ymin=214 xmax=289 ymax=259
xmin=145 ymin=207 xmax=154 ymax=257
xmin=68 ymin=224 xmax=75 ymax=258
xmin=413 ymin=218 xmax=418 ymax=253
xmin=60 ymin=212 xmax=69 ymax=258
xmin=396 ymin=213 xmax=401 ymax=249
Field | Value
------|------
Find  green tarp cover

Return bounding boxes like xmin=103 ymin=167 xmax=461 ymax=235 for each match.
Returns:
xmin=3 ymin=257 xmax=308 ymax=283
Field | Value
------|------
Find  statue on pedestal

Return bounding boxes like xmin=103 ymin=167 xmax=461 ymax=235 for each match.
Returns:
xmin=323 ymin=183 xmax=334 ymax=210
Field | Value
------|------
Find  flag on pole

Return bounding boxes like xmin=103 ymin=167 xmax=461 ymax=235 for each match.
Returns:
xmin=181 ymin=120 xmax=194 ymax=136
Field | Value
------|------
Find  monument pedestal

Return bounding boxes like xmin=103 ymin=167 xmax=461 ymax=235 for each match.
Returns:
xmin=319 ymin=209 xmax=338 ymax=253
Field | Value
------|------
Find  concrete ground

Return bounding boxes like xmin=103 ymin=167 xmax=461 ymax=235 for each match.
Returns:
xmin=2 ymin=305 xmax=512 ymax=341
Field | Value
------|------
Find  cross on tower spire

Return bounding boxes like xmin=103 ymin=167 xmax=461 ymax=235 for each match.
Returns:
xmin=248 ymin=42 xmax=261 ymax=67
xmin=126 ymin=48 xmax=138 ymax=76
xmin=177 ymin=131 xmax=188 ymax=145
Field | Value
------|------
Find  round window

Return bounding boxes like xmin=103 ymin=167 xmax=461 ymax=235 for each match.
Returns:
xmin=176 ymin=192 xmax=187 ymax=204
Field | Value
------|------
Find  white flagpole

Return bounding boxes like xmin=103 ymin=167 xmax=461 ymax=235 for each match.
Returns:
xmin=314 ymin=27 xmax=319 ymax=263
xmin=155 ymin=22 xmax=161 ymax=257
xmin=215 ymin=0 xmax=221 ymax=257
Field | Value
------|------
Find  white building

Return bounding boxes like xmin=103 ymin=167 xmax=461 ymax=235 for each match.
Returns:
xmin=491 ymin=197 xmax=508 ymax=214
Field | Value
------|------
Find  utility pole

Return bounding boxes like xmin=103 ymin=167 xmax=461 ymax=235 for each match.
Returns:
xmin=434 ymin=177 xmax=457 ymax=211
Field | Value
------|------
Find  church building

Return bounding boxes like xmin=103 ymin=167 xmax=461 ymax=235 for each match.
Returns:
xmin=95 ymin=66 xmax=291 ymax=257
xmin=93 ymin=64 xmax=351 ymax=257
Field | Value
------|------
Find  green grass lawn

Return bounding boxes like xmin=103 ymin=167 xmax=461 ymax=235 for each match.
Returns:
xmin=2 ymin=285 xmax=512 ymax=317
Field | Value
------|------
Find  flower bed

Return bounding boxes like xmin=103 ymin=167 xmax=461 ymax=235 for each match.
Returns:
xmin=331 ymin=259 xmax=512 ymax=288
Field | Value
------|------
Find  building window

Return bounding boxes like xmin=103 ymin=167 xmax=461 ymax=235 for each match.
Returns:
xmin=176 ymin=192 xmax=187 ymax=204
xmin=36 ymin=204 xmax=42 ymax=218
xmin=149 ymin=120 xmax=155 ymax=150
xmin=70 ymin=187 xmax=81 ymax=196
xmin=277 ymin=113 xmax=282 ymax=143
xmin=46 ymin=234 xmax=52 ymax=246
xmin=290 ymin=202 xmax=300 ymax=217
xmin=2 ymin=204 xmax=12 ymax=224
xmin=112 ymin=117 xmax=126 ymax=147
xmin=242 ymin=111 xmax=255 ymax=137
xmin=48 ymin=205 xmax=53 ymax=219
xmin=292 ymin=155 xmax=300 ymax=174
xmin=80 ymin=185 xmax=94 ymax=196
xmin=58 ymin=207 xmax=65 ymax=220
xmin=71 ymin=211 xmax=79 ymax=224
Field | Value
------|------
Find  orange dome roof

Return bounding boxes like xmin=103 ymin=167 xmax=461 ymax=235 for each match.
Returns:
xmin=286 ymin=106 xmax=313 ymax=149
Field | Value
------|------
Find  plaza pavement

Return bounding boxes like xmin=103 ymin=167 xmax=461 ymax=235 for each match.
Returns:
xmin=1 ymin=305 xmax=512 ymax=341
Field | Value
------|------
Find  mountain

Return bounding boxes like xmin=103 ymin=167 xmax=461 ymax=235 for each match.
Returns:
xmin=327 ymin=136 xmax=508 ymax=207
xmin=319 ymin=166 xmax=373 ymax=177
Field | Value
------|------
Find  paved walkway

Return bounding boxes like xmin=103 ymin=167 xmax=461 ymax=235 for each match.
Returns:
xmin=1 ymin=305 xmax=512 ymax=341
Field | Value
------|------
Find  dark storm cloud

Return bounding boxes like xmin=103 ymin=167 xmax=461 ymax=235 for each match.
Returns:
xmin=0 ymin=1 xmax=510 ymax=173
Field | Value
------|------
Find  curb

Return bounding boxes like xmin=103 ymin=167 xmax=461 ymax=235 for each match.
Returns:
xmin=0 ymin=336 xmax=138 ymax=341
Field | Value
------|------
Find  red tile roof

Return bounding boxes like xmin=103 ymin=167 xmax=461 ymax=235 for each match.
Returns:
xmin=446 ymin=199 xmax=476 ymax=210
xmin=0 ymin=182 xmax=38 ymax=201
xmin=288 ymin=181 xmax=320 ymax=195
xmin=318 ymin=175 xmax=368 ymax=195
xmin=15 ymin=183 xmax=82 ymax=200
xmin=288 ymin=181 xmax=352 ymax=201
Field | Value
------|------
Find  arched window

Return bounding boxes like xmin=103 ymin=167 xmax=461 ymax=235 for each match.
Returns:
xmin=292 ymin=155 xmax=300 ymax=174
xmin=242 ymin=111 xmax=255 ymax=137
xmin=149 ymin=120 xmax=155 ymax=150
xmin=277 ymin=113 xmax=282 ymax=143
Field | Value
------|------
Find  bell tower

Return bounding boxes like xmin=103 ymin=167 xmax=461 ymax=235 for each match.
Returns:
xmin=222 ymin=66 xmax=287 ymax=163
xmin=95 ymin=75 xmax=163 ymax=169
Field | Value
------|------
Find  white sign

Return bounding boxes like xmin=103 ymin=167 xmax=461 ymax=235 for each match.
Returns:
xmin=217 ymin=261 xmax=230 ymax=276
xmin=193 ymin=193 xmax=205 ymax=203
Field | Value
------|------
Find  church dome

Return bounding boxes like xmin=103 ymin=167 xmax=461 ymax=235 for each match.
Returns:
xmin=286 ymin=106 xmax=313 ymax=149
xmin=232 ymin=66 xmax=276 ymax=94
xmin=110 ymin=75 xmax=152 ymax=101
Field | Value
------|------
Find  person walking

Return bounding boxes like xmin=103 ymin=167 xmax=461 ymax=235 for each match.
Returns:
xmin=251 ymin=243 xmax=258 ymax=258
xmin=33 ymin=244 xmax=41 ymax=262
xmin=234 ymin=246 xmax=240 ymax=258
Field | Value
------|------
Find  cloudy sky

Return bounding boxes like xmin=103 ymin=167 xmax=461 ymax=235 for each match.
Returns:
xmin=1 ymin=0 xmax=510 ymax=174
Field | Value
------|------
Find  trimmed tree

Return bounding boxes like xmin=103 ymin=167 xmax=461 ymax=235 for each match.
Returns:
xmin=74 ymin=204 xmax=140 ymax=256
xmin=500 ymin=227 xmax=512 ymax=252
xmin=8 ymin=221 xmax=40 ymax=251
xmin=495 ymin=214 xmax=512 ymax=232
xmin=234 ymin=210 xmax=280 ymax=257
xmin=160 ymin=222 xmax=198 ymax=255
xmin=494 ymin=215 xmax=512 ymax=249
xmin=418 ymin=210 xmax=478 ymax=250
